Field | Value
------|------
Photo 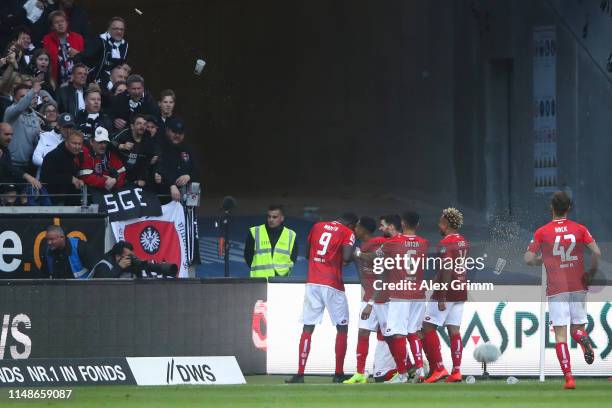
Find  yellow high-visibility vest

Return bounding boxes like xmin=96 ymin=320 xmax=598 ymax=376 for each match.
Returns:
xmin=249 ymin=225 xmax=295 ymax=278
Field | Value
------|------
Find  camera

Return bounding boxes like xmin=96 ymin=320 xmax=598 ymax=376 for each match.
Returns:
xmin=127 ymin=254 xmax=178 ymax=278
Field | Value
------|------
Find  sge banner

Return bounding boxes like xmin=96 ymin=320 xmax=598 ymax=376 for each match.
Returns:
xmin=0 ymin=214 xmax=106 ymax=278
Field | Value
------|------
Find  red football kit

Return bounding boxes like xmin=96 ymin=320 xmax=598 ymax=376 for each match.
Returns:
xmin=307 ymin=221 xmax=355 ymax=291
xmin=431 ymin=233 xmax=469 ymax=302
xmin=357 ymin=236 xmax=387 ymax=302
xmin=527 ymin=218 xmax=594 ymax=296
xmin=383 ymin=234 xmax=429 ymax=300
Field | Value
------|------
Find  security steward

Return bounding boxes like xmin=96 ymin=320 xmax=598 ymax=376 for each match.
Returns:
xmin=244 ymin=204 xmax=297 ymax=278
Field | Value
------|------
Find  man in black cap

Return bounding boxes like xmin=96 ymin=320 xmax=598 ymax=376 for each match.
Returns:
xmin=154 ymin=117 xmax=196 ymax=202
xmin=32 ymin=112 xmax=75 ymax=177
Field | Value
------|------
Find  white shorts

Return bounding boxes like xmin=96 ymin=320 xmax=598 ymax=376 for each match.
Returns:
xmin=373 ymin=339 xmax=395 ymax=379
xmin=358 ymin=302 xmax=389 ymax=332
xmin=423 ymin=301 xmax=464 ymax=327
xmin=301 ymin=284 xmax=349 ymax=326
xmin=385 ymin=300 xmax=426 ymax=336
xmin=548 ymin=291 xmax=588 ymax=326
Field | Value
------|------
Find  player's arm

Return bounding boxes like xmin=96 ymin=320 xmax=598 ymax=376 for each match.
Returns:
xmin=361 ymin=268 xmax=387 ymax=320
xmin=342 ymin=245 xmax=353 ymax=265
xmin=354 ymin=244 xmax=384 ymax=262
xmin=342 ymin=231 xmax=356 ymax=263
xmin=523 ymin=251 xmax=543 ymax=266
xmin=524 ymin=231 xmax=543 ymax=266
xmin=584 ymin=241 xmax=601 ymax=284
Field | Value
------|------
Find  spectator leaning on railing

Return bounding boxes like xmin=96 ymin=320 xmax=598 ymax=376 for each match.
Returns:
xmin=32 ymin=111 xmax=74 ymax=178
xmin=40 ymin=128 xmax=84 ymax=205
xmin=79 ymin=126 xmax=125 ymax=192
xmin=153 ymin=118 xmax=195 ymax=202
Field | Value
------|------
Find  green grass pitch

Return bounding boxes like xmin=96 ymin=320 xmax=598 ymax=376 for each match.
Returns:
xmin=0 ymin=375 xmax=609 ymax=407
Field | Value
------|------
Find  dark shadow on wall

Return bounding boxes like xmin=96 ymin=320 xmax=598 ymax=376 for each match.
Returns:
xmin=81 ymin=0 xmax=458 ymax=199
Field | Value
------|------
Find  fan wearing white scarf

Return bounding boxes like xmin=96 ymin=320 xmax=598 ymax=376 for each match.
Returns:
xmin=99 ymin=18 xmax=128 ymax=77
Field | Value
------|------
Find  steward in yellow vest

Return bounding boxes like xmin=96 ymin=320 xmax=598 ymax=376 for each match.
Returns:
xmin=244 ymin=205 xmax=297 ymax=278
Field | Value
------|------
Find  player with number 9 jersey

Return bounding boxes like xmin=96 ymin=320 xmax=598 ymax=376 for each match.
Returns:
xmin=306 ymin=220 xmax=356 ymax=291
xmin=286 ymin=215 xmax=357 ymax=384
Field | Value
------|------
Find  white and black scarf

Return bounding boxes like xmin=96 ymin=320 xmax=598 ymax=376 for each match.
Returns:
xmin=57 ymin=39 xmax=74 ymax=86
xmin=99 ymin=32 xmax=128 ymax=73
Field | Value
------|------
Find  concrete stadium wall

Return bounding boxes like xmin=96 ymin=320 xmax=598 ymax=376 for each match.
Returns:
xmin=80 ymin=0 xmax=611 ymax=237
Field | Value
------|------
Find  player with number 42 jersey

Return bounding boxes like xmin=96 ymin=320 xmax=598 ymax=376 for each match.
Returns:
xmin=524 ymin=191 xmax=601 ymax=390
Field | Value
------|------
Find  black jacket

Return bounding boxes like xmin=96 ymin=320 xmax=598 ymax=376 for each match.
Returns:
xmin=83 ymin=35 xmax=129 ymax=84
xmin=75 ymin=110 xmax=114 ymax=140
xmin=56 ymin=85 xmax=84 ymax=117
xmin=111 ymin=91 xmax=159 ymax=122
xmin=155 ymin=139 xmax=196 ymax=191
xmin=91 ymin=252 xmax=130 ymax=278
xmin=40 ymin=238 xmax=94 ymax=279
xmin=244 ymin=224 xmax=298 ymax=267
xmin=0 ymin=144 xmax=24 ymax=184
xmin=112 ymin=129 xmax=158 ymax=184
xmin=40 ymin=143 xmax=83 ymax=205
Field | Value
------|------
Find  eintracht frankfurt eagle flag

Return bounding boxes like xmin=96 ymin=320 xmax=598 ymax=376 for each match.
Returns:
xmin=111 ymin=201 xmax=189 ymax=277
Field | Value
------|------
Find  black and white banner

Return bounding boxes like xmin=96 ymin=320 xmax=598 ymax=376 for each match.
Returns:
xmin=0 ymin=357 xmax=244 ymax=387
xmin=93 ymin=186 xmax=162 ymax=222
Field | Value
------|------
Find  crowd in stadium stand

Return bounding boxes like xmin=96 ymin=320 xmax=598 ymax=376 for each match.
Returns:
xmin=0 ymin=0 xmax=196 ymax=206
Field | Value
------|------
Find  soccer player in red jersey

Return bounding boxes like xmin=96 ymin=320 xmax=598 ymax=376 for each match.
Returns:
xmin=524 ymin=191 xmax=601 ymax=390
xmin=343 ymin=216 xmax=388 ymax=384
xmin=399 ymin=211 xmax=429 ymax=382
xmin=376 ymin=214 xmax=429 ymax=383
xmin=423 ymin=207 xmax=469 ymax=383
xmin=285 ymin=213 xmax=357 ymax=384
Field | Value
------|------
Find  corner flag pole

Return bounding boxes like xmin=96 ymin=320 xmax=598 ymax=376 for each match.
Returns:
xmin=539 ymin=264 xmax=546 ymax=382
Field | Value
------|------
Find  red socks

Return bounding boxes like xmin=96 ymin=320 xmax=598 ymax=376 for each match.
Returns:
xmin=386 ymin=336 xmax=407 ymax=374
xmin=555 ymin=342 xmax=572 ymax=375
xmin=571 ymin=329 xmax=588 ymax=352
xmin=424 ymin=330 xmax=444 ymax=370
xmin=407 ymin=333 xmax=423 ymax=369
xmin=335 ymin=331 xmax=348 ymax=375
xmin=356 ymin=335 xmax=369 ymax=374
xmin=450 ymin=333 xmax=463 ymax=373
xmin=297 ymin=332 xmax=312 ymax=375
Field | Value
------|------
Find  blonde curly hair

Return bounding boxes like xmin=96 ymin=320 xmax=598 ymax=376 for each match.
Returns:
xmin=442 ymin=207 xmax=464 ymax=230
